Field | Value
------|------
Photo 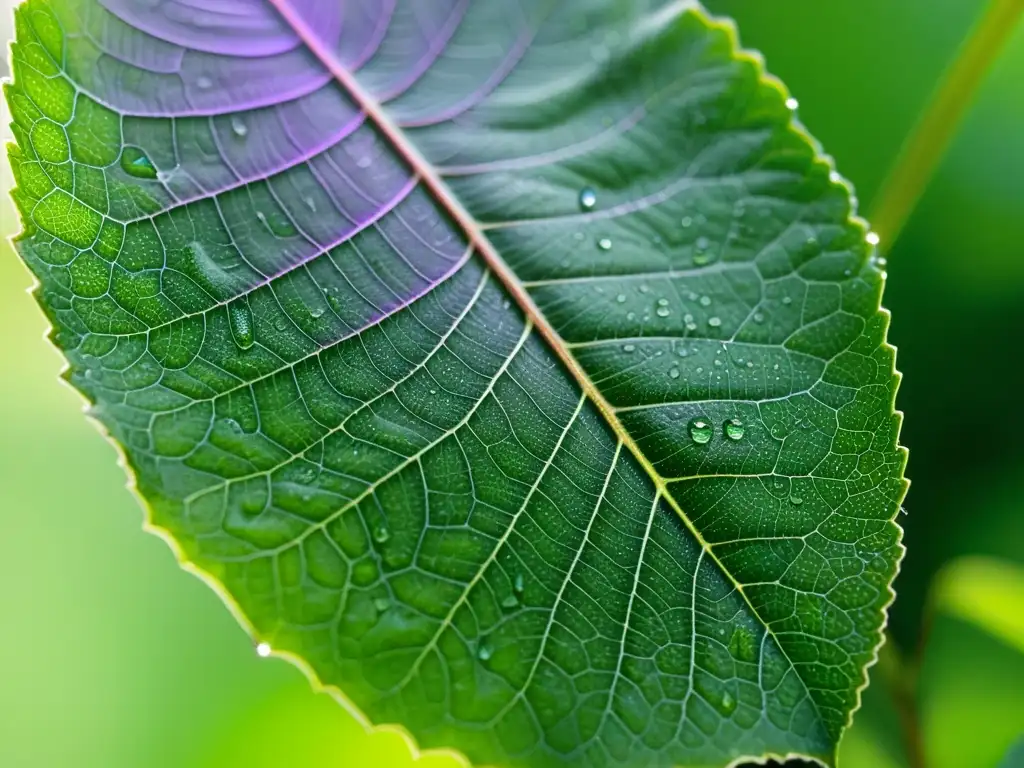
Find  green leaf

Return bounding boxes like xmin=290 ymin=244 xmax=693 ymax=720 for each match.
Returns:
xmin=6 ymin=1 xmax=906 ymax=766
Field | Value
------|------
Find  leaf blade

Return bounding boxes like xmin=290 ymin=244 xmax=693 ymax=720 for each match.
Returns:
xmin=6 ymin=1 xmax=907 ymax=766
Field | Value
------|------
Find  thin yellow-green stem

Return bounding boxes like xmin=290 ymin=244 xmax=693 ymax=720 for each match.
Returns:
xmin=876 ymin=635 xmax=926 ymax=768
xmin=870 ymin=0 xmax=1024 ymax=248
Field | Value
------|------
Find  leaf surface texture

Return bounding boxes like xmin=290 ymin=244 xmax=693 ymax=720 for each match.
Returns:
xmin=6 ymin=1 xmax=907 ymax=765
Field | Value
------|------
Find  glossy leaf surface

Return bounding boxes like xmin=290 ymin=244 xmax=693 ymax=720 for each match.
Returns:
xmin=6 ymin=1 xmax=906 ymax=765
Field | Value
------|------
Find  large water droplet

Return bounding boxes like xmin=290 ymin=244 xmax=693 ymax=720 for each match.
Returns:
xmin=789 ymin=494 xmax=804 ymax=507
xmin=373 ymin=523 xmax=391 ymax=543
xmin=513 ymin=572 xmax=526 ymax=595
xmin=228 ymin=300 xmax=255 ymax=350
xmin=669 ymin=367 xmax=680 ymax=379
xmin=785 ymin=97 xmax=799 ymax=111
xmin=708 ymin=316 xmax=722 ymax=328
xmin=656 ymin=306 xmax=670 ymax=317
xmin=578 ymin=187 xmax=597 ymax=211
xmin=616 ymin=293 xmax=626 ymax=303
xmin=231 ymin=117 xmax=248 ymax=137
xmin=689 ymin=418 xmax=712 ymax=445
xmin=256 ymin=642 xmax=272 ymax=658
xmin=120 ymin=147 xmax=158 ymax=179
xmin=699 ymin=295 xmax=712 ymax=307
xmin=724 ymin=418 xmax=745 ymax=441
xmin=597 ymin=238 xmax=612 ymax=251
xmin=622 ymin=343 xmax=636 ymax=353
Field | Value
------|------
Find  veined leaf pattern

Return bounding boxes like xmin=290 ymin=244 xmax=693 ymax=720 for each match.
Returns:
xmin=6 ymin=1 xmax=907 ymax=766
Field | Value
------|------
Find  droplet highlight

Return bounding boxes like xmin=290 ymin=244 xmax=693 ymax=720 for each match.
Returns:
xmin=578 ymin=187 xmax=597 ymax=211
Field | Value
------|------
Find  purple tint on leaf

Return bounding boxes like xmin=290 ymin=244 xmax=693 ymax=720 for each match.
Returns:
xmin=98 ymin=0 xmax=338 ymax=58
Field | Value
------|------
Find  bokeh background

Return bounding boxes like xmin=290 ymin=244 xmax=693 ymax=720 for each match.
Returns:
xmin=1 ymin=1 xmax=1021 ymax=766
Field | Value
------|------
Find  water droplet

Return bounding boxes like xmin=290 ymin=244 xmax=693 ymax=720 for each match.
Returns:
xmin=719 ymin=691 xmax=737 ymax=716
xmin=228 ymin=300 xmax=255 ymax=350
xmin=274 ymin=317 xmax=288 ymax=331
xmin=656 ymin=306 xmax=670 ymax=317
xmin=597 ymin=238 xmax=612 ymax=251
xmin=669 ymin=367 xmax=680 ymax=379
xmin=639 ymin=284 xmax=650 ymax=294
xmin=578 ymin=187 xmax=597 ymax=211
xmin=681 ymin=216 xmax=693 ymax=228
xmin=303 ymin=196 xmax=317 ymax=212
xmin=830 ymin=170 xmax=842 ymax=184
xmin=866 ymin=231 xmax=880 ymax=246
xmin=626 ymin=312 xmax=637 ymax=321
xmin=708 ymin=316 xmax=722 ymax=328
xmin=753 ymin=312 xmax=765 ymax=324
xmin=197 ymin=75 xmax=213 ymax=90
xmin=230 ymin=117 xmax=248 ymax=137
xmin=789 ymin=495 xmax=803 ymax=506
xmin=120 ymin=147 xmax=158 ymax=179
xmin=309 ymin=306 xmax=325 ymax=320
xmin=723 ymin=418 xmax=745 ymax=441
xmin=222 ymin=417 xmax=242 ymax=433
xmin=616 ymin=293 xmax=626 ymax=303
xmin=374 ymin=596 xmax=391 ymax=613
xmin=477 ymin=641 xmax=493 ymax=661
xmin=699 ymin=295 xmax=712 ymax=307
xmin=501 ymin=594 xmax=519 ymax=610
xmin=326 ymin=292 xmax=341 ymax=312
xmin=696 ymin=236 xmax=710 ymax=251
xmin=256 ymin=642 xmax=272 ymax=657
xmin=677 ymin=348 xmax=689 ymax=358
xmin=786 ymin=97 xmax=799 ymax=110
xmin=356 ymin=155 xmax=373 ymax=169
xmin=514 ymin=572 xmax=526 ymax=594
xmin=373 ymin=524 xmax=391 ymax=543
xmin=623 ymin=344 xmax=636 ymax=353
xmin=782 ymin=296 xmax=793 ymax=306
xmin=689 ymin=419 xmax=712 ymax=445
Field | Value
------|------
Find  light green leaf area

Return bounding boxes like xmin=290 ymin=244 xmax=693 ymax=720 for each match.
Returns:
xmin=6 ymin=1 xmax=906 ymax=766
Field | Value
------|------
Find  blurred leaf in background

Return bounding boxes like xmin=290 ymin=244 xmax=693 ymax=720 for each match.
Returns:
xmin=1 ymin=0 xmax=1022 ymax=766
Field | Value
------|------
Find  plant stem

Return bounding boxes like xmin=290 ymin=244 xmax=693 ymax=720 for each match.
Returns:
xmin=877 ymin=635 xmax=927 ymax=768
xmin=869 ymin=0 xmax=1024 ymax=248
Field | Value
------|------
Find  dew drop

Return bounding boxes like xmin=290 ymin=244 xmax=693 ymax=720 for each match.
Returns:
xmin=303 ymin=196 xmax=317 ymax=212
xmin=256 ymin=642 xmax=272 ymax=658
xmin=753 ymin=312 xmax=765 ymax=324
xmin=230 ymin=117 xmax=248 ymax=137
xmin=616 ymin=293 xmax=627 ymax=303
xmin=699 ymin=295 xmax=712 ymax=307
xmin=789 ymin=495 xmax=804 ymax=506
xmin=477 ymin=642 xmax=493 ymax=662
xmin=729 ymin=627 xmax=756 ymax=662
xmin=120 ymin=147 xmax=158 ymax=179
xmin=656 ymin=306 xmax=670 ymax=317
xmin=695 ymin=236 xmax=710 ymax=251
xmin=719 ymin=691 xmax=737 ymax=716
xmin=356 ymin=154 xmax=373 ymax=169
xmin=830 ymin=170 xmax=842 ymax=184
xmin=274 ymin=317 xmax=288 ymax=331
xmin=708 ymin=316 xmax=722 ymax=328
xmin=374 ymin=597 xmax=391 ymax=613
xmin=639 ymin=284 xmax=650 ymax=294
xmin=622 ymin=343 xmax=636 ymax=353
xmin=501 ymin=594 xmax=520 ymax=610
xmin=309 ymin=306 xmax=325 ymax=320
xmin=782 ymin=296 xmax=793 ymax=306
xmin=681 ymin=216 xmax=693 ymax=228
xmin=597 ymin=238 xmax=612 ymax=251
xmin=669 ymin=367 xmax=680 ymax=379
xmin=373 ymin=523 xmax=391 ymax=543
xmin=514 ymin=572 xmax=526 ymax=595
xmin=689 ymin=418 xmax=712 ymax=445
xmin=196 ymin=75 xmax=213 ymax=90
xmin=228 ymin=300 xmax=255 ymax=350
xmin=578 ymin=186 xmax=597 ymax=211
xmin=786 ymin=97 xmax=799 ymax=110
xmin=866 ymin=231 xmax=880 ymax=246
xmin=723 ymin=418 xmax=745 ymax=441
xmin=326 ymin=293 xmax=341 ymax=312
xmin=222 ymin=417 xmax=242 ymax=434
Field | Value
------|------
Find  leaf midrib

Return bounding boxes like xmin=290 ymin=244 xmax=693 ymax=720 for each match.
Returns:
xmin=266 ymin=0 xmax=828 ymax=734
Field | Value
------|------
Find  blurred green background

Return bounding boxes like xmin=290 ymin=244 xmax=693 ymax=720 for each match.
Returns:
xmin=1 ymin=1 xmax=1021 ymax=766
